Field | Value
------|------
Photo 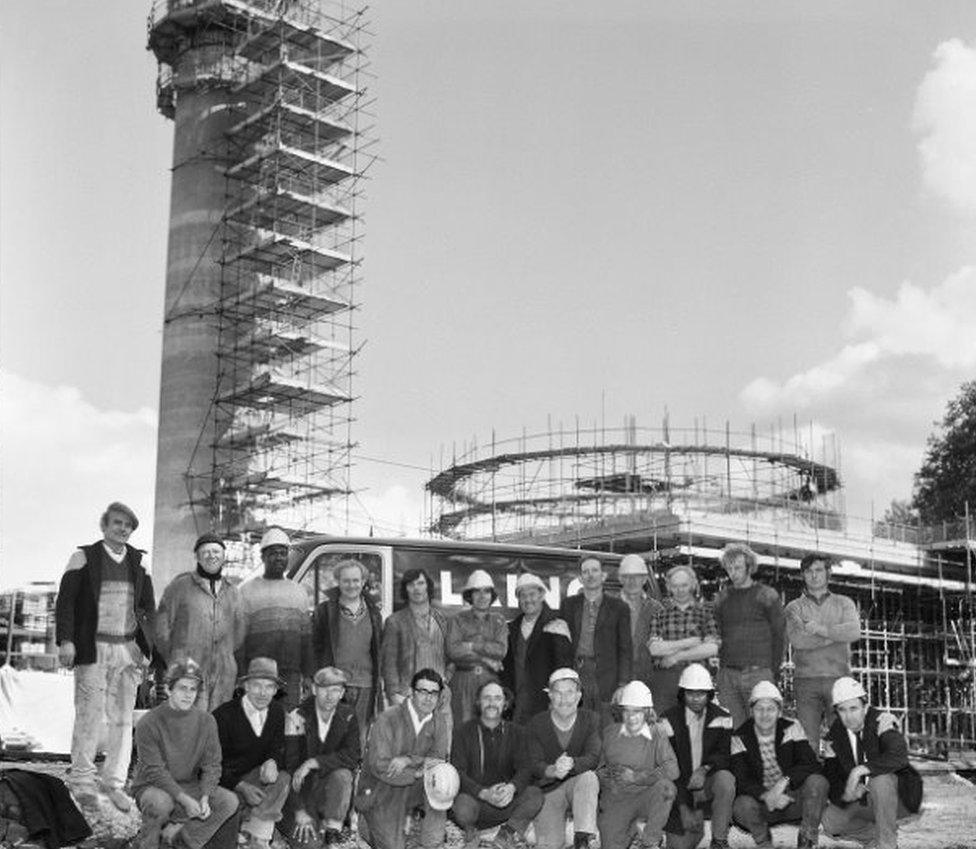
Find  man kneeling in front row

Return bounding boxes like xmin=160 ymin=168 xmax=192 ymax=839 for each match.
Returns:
xmin=821 ymin=677 xmax=922 ymax=849
xmin=450 ymin=681 xmax=544 ymax=849
xmin=131 ymin=660 xmax=239 ymax=849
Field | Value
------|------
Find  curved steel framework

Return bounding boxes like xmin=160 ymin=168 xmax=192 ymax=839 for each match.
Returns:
xmin=427 ymin=419 xmax=842 ymax=539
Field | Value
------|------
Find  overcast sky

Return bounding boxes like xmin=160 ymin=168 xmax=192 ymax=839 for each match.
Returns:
xmin=3 ymin=1 xmax=976 ymax=591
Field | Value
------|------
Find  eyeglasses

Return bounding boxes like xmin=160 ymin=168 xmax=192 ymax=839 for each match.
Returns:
xmin=414 ymin=687 xmax=440 ymax=697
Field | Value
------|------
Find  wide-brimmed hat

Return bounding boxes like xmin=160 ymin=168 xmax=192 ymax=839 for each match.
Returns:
xmin=237 ymin=657 xmax=284 ymax=687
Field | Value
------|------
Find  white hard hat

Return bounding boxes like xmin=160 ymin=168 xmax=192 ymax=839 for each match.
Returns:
xmin=260 ymin=527 xmax=290 ymax=550
xmin=618 ymin=554 xmax=649 ymax=577
xmin=424 ymin=762 xmax=460 ymax=811
xmin=463 ymin=569 xmax=495 ymax=593
xmin=678 ymin=663 xmax=714 ymax=692
xmin=515 ymin=573 xmax=547 ymax=595
xmin=832 ymin=676 xmax=867 ymax=706
xmin=546 ymin=668 xmax=580 ymax=689
xmin=617 ymin=680 xmax=654 ymax=709
xmin=748 ymin=680 xmax=783 ymax=706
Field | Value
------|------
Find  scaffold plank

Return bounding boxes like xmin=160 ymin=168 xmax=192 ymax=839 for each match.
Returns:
xmin=218 ymin=370 xmax=350 ymax=411
xmin=228 ymin=100 xmax=353 ymax=148
xmin=215 ymin=421 xmax=303 ymax=450
xmin=238 ymin=59 xmax=355 ymax=104
xmin=224 ymin=231 xmax=351 ymax=275
xmin=228 ymin=276 xmax=350 ymax=322
xmin=236 ymin=17 xmax=354 ymax=65
xmin=225 ymin=143 xmax=353 ymax=189
xmin=226 ymin=187 xmax=351 ymax=235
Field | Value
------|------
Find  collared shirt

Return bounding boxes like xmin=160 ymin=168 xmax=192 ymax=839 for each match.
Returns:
xmin=618 ymin=724 xmax=653 ymax=741
xmin=577 ymin=592 xmax=603 ymax=659
xmin=316 ymin=708 xmax=335 ymax=743
xmin=685 ymin=708 xmax=706 ymax=770
xmin=407 ymin=699 xmax=432 ymax=736
xmin=102 ymin=543 xmax=126 ymax=564
xmin=242 ymin=694 xmax=267 ymax=737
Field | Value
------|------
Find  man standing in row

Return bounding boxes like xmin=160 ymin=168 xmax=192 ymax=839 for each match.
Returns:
xmin=500 ymin=573 xmax=573 ymax=724
xmin=239 ymin=528 xmax=311 ymax=710
xmin=617 ymin=554 xmax=663 ymax=687
xmin=648 ymin=565 xmax=719 ymax=714
xmin=561 ymin=557 xmax=632 ymax=712
xmin=785 ymin=554 xmax=860 ymax=747
xmin=712 ymin=544 xmax=785 ymax=727
xmin=312 ymin=558 xmax=384 ymax=747
xmin=55 ymin=501 xmax=156 ymax=812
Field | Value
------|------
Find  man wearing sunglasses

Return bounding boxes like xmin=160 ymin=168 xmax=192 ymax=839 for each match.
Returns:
xmin=358 ymin=668 xmax=454 ymax=849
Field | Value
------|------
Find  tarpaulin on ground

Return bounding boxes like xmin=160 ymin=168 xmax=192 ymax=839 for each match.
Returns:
xmin=0 ymin=664 xmax=74 ymax=755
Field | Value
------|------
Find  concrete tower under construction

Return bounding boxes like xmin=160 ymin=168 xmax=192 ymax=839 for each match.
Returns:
xmin=147 ymin=0 xmax=371 ymax=588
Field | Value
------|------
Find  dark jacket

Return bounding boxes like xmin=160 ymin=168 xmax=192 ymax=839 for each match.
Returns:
xmin=213 ymin=695 xmax=286 ymax=790
xmin=451 ymin=717 xmax=535 ymax=798
xmin=526 ymin=708 xmax=602 ymax=792
xmin=730 ymin=717 xmax=820 ymax=801
xmin=660 ymin=701 xmax=734 ymax=806
xmin=311 ymin=588 xmax=383 ymax=713
xmin=500 ymin=604 xmax=573 ymax=723
xmin=54 ymin=542 xmax=155 ymax=666
xmin=822 ymin=707 xmax=922 ymax=813
xmin=560 ymin=592 xmax=633 ymax=701
xmin=0 ymin=769 xmax=92 ymax=849
xmin=285 ymin=696 xmax=361 ymax=776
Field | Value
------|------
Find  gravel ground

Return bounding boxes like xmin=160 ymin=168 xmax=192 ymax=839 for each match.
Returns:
xmin=3 ymin=761 xmax=974 ymax=849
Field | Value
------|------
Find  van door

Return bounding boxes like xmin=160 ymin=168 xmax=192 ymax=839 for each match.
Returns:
xmin=291 ymin=544 xmax=393 ymax=617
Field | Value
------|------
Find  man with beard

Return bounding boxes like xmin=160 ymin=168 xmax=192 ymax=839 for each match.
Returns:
xmin=131 ymin=660 xmax=239 ymax=849
xmin=499 ymin=573 xmax=573 ymax=724
xmin=450 ymin=681 xmax=543 ymax=849
xmin=239 ymin=528 xmax=311 ymax=710
xmin=213 ymin=658 xmax=290 ymax=849
xmin=658 ymin=663 xmax=735 ymax=849
xmin=283 ymin=667 xmax=361 ymax=848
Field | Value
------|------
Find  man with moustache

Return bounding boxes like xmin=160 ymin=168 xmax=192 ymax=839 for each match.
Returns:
xmin=283 ymin=667 xmax=361 ymax=848
xmin=561 ymin=557 xmax=632 ymax=712
xmin=213 ymin=658 xmax=291 ymax=849
xmin=658 ymin=664 xmax=735 ymax=849
xmin=499 ymin=573 xmax=573 ymax=724
xmin=450 ymin=681 xmax=543 ymax=849
xmin=55 ymin=501 xmax=156 ymax=811
xmin=239 ymin=528 xmax=311 ymax=710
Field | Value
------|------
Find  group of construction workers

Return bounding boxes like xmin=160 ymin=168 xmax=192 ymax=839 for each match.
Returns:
xmin=53 ymin=501 xmax=923 ymax=849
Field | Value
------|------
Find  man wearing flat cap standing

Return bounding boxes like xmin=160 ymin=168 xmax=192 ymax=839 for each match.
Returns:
xmin=500 ymin=573 xmax=573 ymax=724
xmin=55 ymin=500 xmax=156 ymax=812
xmin=156 ymin=532 xmax=245 ymax=710
xmin=283 ymin=667 xmax=361 ymax=848
xmin=214 ymin=657 xmax=291 ymax=849
xmin=240 ymin=527 xmax=311 ymax=710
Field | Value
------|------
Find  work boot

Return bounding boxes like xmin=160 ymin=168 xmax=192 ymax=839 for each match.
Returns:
xmin=573 ymin=832 xmax=594 ymax=849
xmin=709 ymin=840 xmax=731 ymax=849
xmin=797 ymin=830 xmax=819 ymax=849
xmin=105 ymin=787 xmax=134 ymax=813
xmin=491 ymin=824 xmax=519 ymax=849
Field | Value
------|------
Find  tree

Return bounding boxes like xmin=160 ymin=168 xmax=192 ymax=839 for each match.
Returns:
xmin=913 ymin=380 xmax=976 ymax=524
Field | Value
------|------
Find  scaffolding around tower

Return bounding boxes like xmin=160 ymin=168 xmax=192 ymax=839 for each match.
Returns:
xmin=148 ymin=1 xmax=373 ymax=564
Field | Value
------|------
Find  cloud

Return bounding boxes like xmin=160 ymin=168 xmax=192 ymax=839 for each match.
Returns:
xmin=913 ymin=38 xmax=976 ymax=214
xmin=0 ymin=371 xmax=157 ymax=591
xmin=739 ymin=270 xmax=976 ymax=516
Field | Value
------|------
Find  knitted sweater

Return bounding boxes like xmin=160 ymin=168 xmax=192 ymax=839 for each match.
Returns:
xmin=239 ymin=577 xmax=312 ymax=678
xmin=712 ymin=582 xmax=785 ymax=671
xmin=598 ymin=723 xmax=680 ymax=797
xmin=132 ymin=703 xmax=222 ymax=800
xmin=784 ymin=591 xmax=860 ymax=678
xmin=212 ymin=695 xmax=286 ymax=789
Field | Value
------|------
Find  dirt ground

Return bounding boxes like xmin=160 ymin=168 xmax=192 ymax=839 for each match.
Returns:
xmin=2 ymin=761 xmax=974 ymax=849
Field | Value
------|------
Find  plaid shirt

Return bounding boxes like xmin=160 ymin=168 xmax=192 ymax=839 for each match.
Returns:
xmin=648 ymin=598 xmax=720 ymax=668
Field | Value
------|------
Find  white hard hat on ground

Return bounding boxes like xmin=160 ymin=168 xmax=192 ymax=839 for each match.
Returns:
xmin=832 ymin=676 xmax=867 ymax=706
xmin=260 ymin=527 xmax=290 ymax=550
xmin=678 ymin=663 xmax=714 ymax=692
xmin=618 ymin=554 xmax=649 ymax=577
xmin=617 ymin=680 xmax=654 ymax=709
xmin=463 ymin=570 xmax=495 ymax=593
xmin=515 ymin=573 xmax=547 ymax=595
xmin=424 ymin=763 xmax=460 ymax=810
xmin=749 ymin=680 xmax=783 ymax=706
